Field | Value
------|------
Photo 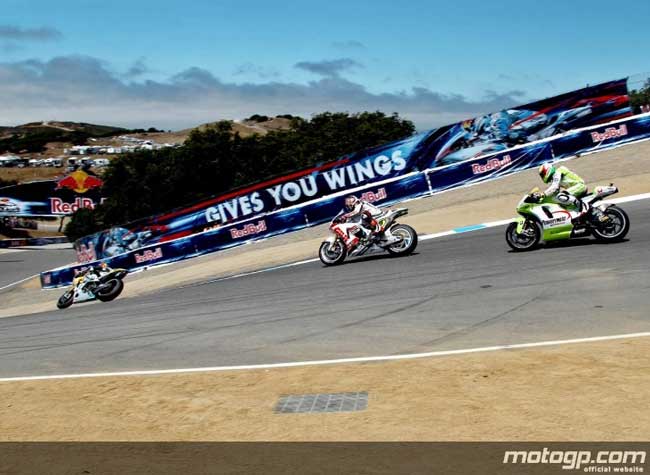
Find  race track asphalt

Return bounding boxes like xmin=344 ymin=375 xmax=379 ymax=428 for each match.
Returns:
xmin=1 ymin=200 xmax=649 ymax=378
xmin=0 ymin=246 xmax=75 ymax=289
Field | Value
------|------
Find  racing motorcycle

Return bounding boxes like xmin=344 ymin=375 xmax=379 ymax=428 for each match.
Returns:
xmin=56 ymin=266 xmax=129 ymax=309
xmin=319 ymin=208 xmax=418 ymax=265
xmin=505 ymin=184 xmax=630 ymax=251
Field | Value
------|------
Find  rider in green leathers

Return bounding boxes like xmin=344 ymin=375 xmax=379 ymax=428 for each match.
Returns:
xmin=538 ymin=163 xmax=608 ymax=222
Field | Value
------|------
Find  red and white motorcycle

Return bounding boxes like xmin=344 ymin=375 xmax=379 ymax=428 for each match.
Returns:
xmin=318 ymin=208 xmax=418 ymax=266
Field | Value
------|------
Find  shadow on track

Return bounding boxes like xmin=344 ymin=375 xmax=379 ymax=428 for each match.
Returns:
xmin=506 ymin=238 xmax=630 ymax=253
xmin=320 ymin=252 xmax=421 ymax=267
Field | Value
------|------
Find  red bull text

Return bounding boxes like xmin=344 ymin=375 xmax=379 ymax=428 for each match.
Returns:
xmin=230 ymin=220 xmax=267 ymax=239
xmin=471 ymin=154 xmax=512 ymax=175
xmin=590 ymin=124 xmax=628 ymax=142
xmin=50 ymin=197 xmax=96 ymax=215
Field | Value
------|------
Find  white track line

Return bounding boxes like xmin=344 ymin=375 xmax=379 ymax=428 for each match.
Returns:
xmin=0 ymin=274 xmax=38 ymax=292
xmin=1 ymin=331 xmax=648 ymax=382
xmin=608 ymin=192 xmax=650 ymax=204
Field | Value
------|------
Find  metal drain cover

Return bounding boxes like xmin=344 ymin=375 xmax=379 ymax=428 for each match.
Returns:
xmin=275 ymin=391 xmax=368 ymax=414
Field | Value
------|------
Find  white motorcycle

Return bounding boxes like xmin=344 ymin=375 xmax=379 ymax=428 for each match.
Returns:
xmin=319 ymin=208 xmax=418 ymax=266
xmin=57 ymin=266 xmax=129 ymax=309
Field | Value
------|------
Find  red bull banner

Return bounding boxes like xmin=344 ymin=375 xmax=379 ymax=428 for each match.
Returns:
xmin=73 ymin=78 xmax=631 ymax=261
xmin=0 ymin=170 xmax=104 ymax=217
xmin=41 ymin=111 xmax=650 ymax=288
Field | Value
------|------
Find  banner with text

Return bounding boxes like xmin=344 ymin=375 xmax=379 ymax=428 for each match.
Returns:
xmin=0 ymin=169 xmax=104 ymax=217
xmin=73 ymin=79 xmax=630 ymax=262
xmin=43 ymin=111 xmax=650 ymax=288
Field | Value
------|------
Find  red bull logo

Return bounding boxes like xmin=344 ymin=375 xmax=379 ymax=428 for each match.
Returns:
xmin=50 ymin=197 xmax=96 ymax=214
xmin=230 ymin=220 xmax=267 ymax=239
xmin=134 ymin=247 xmax=163 ymax=264
xmin=360 ymin=188 xmax=387 ymax=203
xmin=56 ymin=170 xmax=103 ymax=194
xmin=76 ymin=241 xmax=97 ymax=263
xmin=590 ymin=124 xmax=628 ymax=143
xmin=471 ymin=154 xmax=512 ymax=175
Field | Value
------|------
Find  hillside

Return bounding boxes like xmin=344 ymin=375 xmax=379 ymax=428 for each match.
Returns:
xmin=0 ymin=117 xmax=296 ymax=184
xmin=179 ymin=117 xmax=293 ymax=139
xmin=0 ymin=121 xmax=127 ymax=141
xmin=0 ymin=117 xmax=294 ymax=152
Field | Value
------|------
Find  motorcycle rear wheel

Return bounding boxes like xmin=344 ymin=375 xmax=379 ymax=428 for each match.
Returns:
xmin=96 ymin=279 xmax=124 ymax=302
xmin=592 ymin=206 xmax=629 ymax=242
xmin=319 ymin=240 xmax=347 ymax=266
xmin=386 ymin=224 xmax=418 ymax=256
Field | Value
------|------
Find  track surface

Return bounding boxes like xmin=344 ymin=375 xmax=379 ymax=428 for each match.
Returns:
xmin=1 ymin=201 xmax=649 ymax=378
xmin=0 ymin=246 xmax=75 ymax=289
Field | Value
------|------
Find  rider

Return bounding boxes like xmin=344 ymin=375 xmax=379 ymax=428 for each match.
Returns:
xmin=538 ymin=163 xmax=608 ymax=223
xmin=76 ymin=262 xmax=109 ymax=291
xmin=334 ymin=195 xmax=383 ymax=249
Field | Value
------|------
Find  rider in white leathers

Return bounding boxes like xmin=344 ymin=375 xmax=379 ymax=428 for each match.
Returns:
xmin=333 ymin=195 xmax=383 ymax=249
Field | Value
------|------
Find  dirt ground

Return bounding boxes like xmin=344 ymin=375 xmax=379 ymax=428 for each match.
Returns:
xmin=1 ymin=336 xmax=648 ymax=441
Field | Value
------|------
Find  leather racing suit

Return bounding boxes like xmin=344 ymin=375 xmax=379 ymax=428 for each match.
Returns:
xmin=333 ymin=200 xmax=383 ymax=249
xmin=543 ymin=166 xmax=587 ymax=212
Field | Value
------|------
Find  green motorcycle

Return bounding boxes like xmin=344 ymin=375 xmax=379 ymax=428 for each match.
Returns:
xmin=506 ymin=184 xmax=630 ymax=251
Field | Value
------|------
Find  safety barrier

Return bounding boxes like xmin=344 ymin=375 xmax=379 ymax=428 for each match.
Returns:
xmin=39 ymin=112 xmax=650 ymax=288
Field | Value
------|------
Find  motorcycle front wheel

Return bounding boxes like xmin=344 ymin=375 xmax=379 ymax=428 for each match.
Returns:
xmin=57 ymin=290 xmax=74 ymax=310
xmin=505 ymin=220 xmax=541 ymax=252
xmin=319 ymin=240 xmax=347 ymax=266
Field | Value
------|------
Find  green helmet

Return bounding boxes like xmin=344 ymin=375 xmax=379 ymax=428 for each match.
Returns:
xmin=539 ymin=163 xmax=556 ymax=184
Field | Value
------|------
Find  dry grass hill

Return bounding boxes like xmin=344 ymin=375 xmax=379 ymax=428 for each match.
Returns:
xmin=0 ymin=117 xmax=295 ymax=184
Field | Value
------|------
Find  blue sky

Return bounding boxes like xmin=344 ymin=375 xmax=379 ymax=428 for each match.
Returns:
xmin=1 ymin=0 xmax=648 ymax=130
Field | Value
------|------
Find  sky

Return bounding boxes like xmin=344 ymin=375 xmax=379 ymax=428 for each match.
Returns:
xmin=1 ymin=0 xmax=648 ymax=130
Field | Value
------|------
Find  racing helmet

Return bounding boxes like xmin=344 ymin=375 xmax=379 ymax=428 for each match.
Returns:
xmin=539 ymin=163 xmax=556 ymax=184
xmin=344 ymin=195 xmax=359 ymax=212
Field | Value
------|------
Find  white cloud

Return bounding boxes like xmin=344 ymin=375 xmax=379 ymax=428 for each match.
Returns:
xmin=0 ymin=55 xmax=529 ymax=130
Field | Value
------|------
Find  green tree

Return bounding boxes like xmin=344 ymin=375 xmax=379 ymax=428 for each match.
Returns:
xmin=245 ymin=114 xmax=270 ymax=122
xmin=64 ymin=207 xmax=103 ymax=242
xmin=69 ymin=112 xmax=415 ymax=231
xmin=629 ymin=79 xmax=650 ymax=113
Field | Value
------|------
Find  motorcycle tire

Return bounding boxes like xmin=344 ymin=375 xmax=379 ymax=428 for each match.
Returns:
xmin=591 ymin=206 xmax=630 ymax=242
xmin=96 ymin=279 xmax=124 ymax=302
xmin=56 ymin=290 xmax=74 ymax=310
xmin=319 ymin=239 xmax=347 ymax=266
xmin=505 ymin=220 xmax=541 ymax=252
xmin=386 ymin=224 xmax=418 ymax=256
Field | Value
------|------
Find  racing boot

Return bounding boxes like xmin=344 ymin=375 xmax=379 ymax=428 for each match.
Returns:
xmin=571 ymin=200 xmax=589 ymax=225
